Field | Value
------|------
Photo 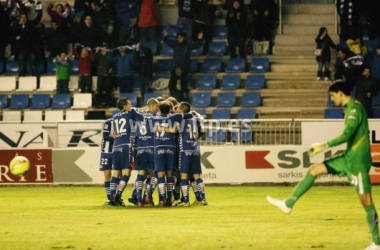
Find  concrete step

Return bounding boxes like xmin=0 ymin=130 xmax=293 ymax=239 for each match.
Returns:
xmin=263 ymin=97 xmax=327 ymax=107
xmin=283 ymin=4 xmax=335 ymax=15
xmin=273 ymin=45 xmax=316 ymax=55
xmin=283 ymin=14 xmax=335 ymax=25
xmin=266 ymin=80 xmax=331 ymax=89
xmin=282 ymin=24 xmax=337 ymax=35
xmin=275 ymin=34 xmax=339 ymax=46
xmin=271 ymin=63 xmax=334 ymax=72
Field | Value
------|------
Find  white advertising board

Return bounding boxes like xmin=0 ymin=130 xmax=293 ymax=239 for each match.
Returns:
xmin=0 ymin=123 xmax=45 ymax=148
xmin=57 ymin=122 xmax=103 ymax=148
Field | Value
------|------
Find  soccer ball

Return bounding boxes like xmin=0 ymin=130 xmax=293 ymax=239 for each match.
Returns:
xmin=9 ymin=156 xmax=30 ymax=177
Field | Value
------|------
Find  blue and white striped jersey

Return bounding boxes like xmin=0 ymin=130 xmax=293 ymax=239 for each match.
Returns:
xmin=101 ymin=118 xmax=114 ymax=153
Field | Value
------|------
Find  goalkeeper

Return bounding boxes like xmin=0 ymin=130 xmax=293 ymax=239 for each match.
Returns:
xmin=267 ymin=80 xmax=380 ymax=250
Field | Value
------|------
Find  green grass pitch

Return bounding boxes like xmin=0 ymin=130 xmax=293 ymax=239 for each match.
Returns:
xmin=0 ymin=186 xmax=378 ymax=250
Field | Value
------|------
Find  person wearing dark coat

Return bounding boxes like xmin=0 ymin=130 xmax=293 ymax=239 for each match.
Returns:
xmin=355 ymin=68 xmax=378 ymax=118
xmin=226 ymin=0 xmax=247 ymax=59
xmin=46 ymin=20 xmax=67 ymax=58
xmin=249 ymin=0 xmax=277 ymax=41
xmin=78 ymin=15 xmax=101 ymax=48
xmin=315 ymin=27 xmax=336 ymax=81
xmin=163 ymin=31 xmax=203 ymax=101
xmin=0 ymin=5 xmax=11 ymax=71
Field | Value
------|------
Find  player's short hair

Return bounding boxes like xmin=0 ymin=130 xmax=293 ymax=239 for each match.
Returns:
xmin=179 ymin=102 xmax=191 ymax=113
xmin=156 ymin=96 xmax=166 ymax=102
xmin=328 ymin=80 xmax=351 ymax=95
xmin=117 ymin=98 xmax=130 ymax=110
xmin=147 ymin=98 xmax=159 ymax=107
xmin=159 ymin=101 xmax=171 ymax=115
xmin=167 ymin=97 xmax=178 ymax=107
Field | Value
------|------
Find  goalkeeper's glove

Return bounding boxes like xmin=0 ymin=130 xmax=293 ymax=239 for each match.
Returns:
xmin=308 ymin=142 xmax=328 ymax=157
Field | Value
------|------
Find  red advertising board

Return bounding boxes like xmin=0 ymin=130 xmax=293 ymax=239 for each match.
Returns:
xmin=0 ymin=149 xmax=53 ymax=184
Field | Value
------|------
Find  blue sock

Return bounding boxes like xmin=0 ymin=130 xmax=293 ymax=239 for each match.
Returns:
xmin=110 ymin=177 xmax=120 ymax=201
xmin=104 ymin=181 xmax=111 ymax=200
xmin=191 ymin=180 xmax=201 ymax=201
xmin=196 ymin=178 xmax=206 ymax=200
xmin=181 ymin=179 xmax=189 ymax=203
xmin=136 ymin=174 xmax=145 ymax=203
xmin=167 ymin=177 xmax=174 ymax=203
xmin=116 ymin=175 xmax=130 ymax=198
xmin=157 ymin=177 xmax=166 ymax=202
xmin=131 ymin=182 xmax=137 ymax=199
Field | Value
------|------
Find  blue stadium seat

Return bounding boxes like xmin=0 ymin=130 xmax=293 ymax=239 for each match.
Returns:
xmin=70 ymin=60 xmax=79 ymax=74
xmin=143 ymin=93 xmax=162 ymax=105
xmin=217 ymin=92 xmax=236 ymax=107
xmin=324 ymin=109 xmax=344 ymax=119
xmin=339 ymin=40 xmax=349 ymax=50
xmin=202 ymin=58 xmax=222 ymax=73
xmin=139 ymin=42 xmax=157 ymax=56
xmin=327 ymin=94 xmax=335 ymax=106
xmin=0 ymin=60 xmax=5 ymax=74
xmin=232 ymin=128 xmax=253 ymax=143
xmin=52 ymin=94 xmax=71 ymax=109
xmin=206 ymin=129 xmax=227 ymax=142
xmin=120 ymin=93 xmax=138 ymax=107
xmin=212 ymin=25 xmax=228 ymax=39
xmin=189 ymin=59 xmax=198 ymax=73
xmin=10 ymin=94 xmax=29 ymax=109
xmin=197 ymin=75 xmax=217 ymax=89
xmin=46 ymin=59 xmax=56 ymax=75
xmin=373 ymin=108 xmax=380 ymax=118
xmin=154 ymin=59 xmax=173 ymax=73
xmin=133 ymin=76 xmax=141 ymax=90
xmin=191 ymin=44 xmax=204 ymax=56
xmin=0 ymin=94 xmax=8 ymax=109
xmin=212 ymin=109 xmax=231 ymax=119
xmin=241 ymin=92 xmax=261 ymax=107
xmin=31 ymin=94 xmax=50 ymax=109
xmin=221 ymin=75 xmax=240 ymax=90
xmin=208 ymin=42 xmax=227 ymax=56
xmin=226 ymin=58 xmax=245 ymax=72
xmin=237 ymin=109 xmax=256 ymax=119
xmin=250 ymin=58 xmax=270 ymax=73
xmin=246 ymin=75 xmax=266 ymax=89
xmin=6 ymin=60 xmax=19 ymax=75
xmin=192 ymin=92 xmax=211 ymax=107
xmin=194 ymin=109 xmax=207 ymax=118
xmin=373 ymin=93 xmax=380 ymax=106
xmin=161 ymin=25 xmax=180 ymax=40
xmin=36 ymin=60 xmax=46 ymax=76
xmin=364 ymin=39 xmax=379 ymax=55
xmin=161 ymin=43 xmax=174 ymax=56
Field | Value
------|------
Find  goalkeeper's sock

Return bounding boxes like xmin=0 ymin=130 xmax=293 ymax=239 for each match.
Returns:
xmin=104 ymin=181 xmax=111 ymax=201
xmin=116 ymin=175 xmax=130 ymax=198
xmin=365 ymin=204 xmax=380 ymax=245
xmin=285 ymin=172 xmax=316 ymax=208
xmin=110 ymin=177 xmax=120 ymax=201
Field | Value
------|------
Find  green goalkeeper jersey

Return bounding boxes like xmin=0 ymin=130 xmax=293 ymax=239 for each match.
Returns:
xmin=327 ymin=99 xmax=372 ymax=165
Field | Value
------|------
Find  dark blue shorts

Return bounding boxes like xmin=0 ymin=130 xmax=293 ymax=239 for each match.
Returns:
xmin=136 ymin=148 xmax=154 ymax=171
xmin=112 ymin=145 xmax=132 ymax=170
xmin=180 ymin=151 xmax=202 ymax=174
xmin=99 ymin=152 xmax=113 ymax=171
xmin=154 ymin=147 xmax=175 ymax=173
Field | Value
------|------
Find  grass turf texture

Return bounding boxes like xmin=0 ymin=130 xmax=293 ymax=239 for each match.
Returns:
xmin=0 ymin=186 xmax=377 ymax=250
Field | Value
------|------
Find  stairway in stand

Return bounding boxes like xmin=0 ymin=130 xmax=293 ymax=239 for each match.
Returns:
xmin=262 ymin=2 xmax=339 ymax=119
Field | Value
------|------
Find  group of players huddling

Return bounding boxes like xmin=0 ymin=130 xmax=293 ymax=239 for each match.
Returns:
xmin=99 ymin=96 xmax=207 ymax=207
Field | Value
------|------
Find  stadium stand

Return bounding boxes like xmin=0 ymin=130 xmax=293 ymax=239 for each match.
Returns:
xmin=250 ymin=58 xmax=270 ymax=73
xmin=245 ymin=75 xmax=266 ymax=89
xmin=208 ymin=42 xmax=227 ymax=56
xmin=17 ymin=76 xmax=37 ymax=92
xmin=237 ymin=109 xmax=256 ymax=119
xmin=241 ymin=93 xmax=261 ymax=107
xmin=139 ymin=42 xmax=157 ymax=56
xmin=5 ymin=60 xmax=19 ymax=75
xmin=226 ymin=58 xmax=245 ymax=73
xmin=221 ymin=75 xmax=240 ymax=90
xmin=206 ymin=129 xmax=227 ymax=142
xmin=216 ymin=92 xmax=236 ymax=107
xmin=161 ymin=43 xmax=174 ymax=56
xmin=0 ymin=76 xmax=16 ymax=91
xmin=10 ymin=94 xmax=29 ymax=109
xmin=38 ymin=76 xmax=56 ymax=91
xmin=52 ymin=94 xmax=71 ymax=109
xmin=154 ymin=59 xmax=173 ymax=73
xmin=2 ymin=110 xmax=21 ymax=122
xmin=45 ymin=110 xmax=64 ymax=121
xmin=66 ymin=110 xmax=85 ymax=121
xmin=31 ymin=94 xmax=50 ymax=109
xmin=197 ymin=75 xmax=217 ymax=90
xmin=373 ymin=108 xmax=380 ymax=118
xmin=212 ymin=25 xmax=228 ymax=39
xmin=72 ymin=93 xmax=92 ymax=108
xmin=202 ymin=58 xmax=222 ymax=73
xmin=324 ymin=109 xmax=344 ymax=119
xmin=192 ymin=92 xmax=211 ymax=107
xmin=23 ymin=110 xmax=43 ymax=122
xmin=120 ymin=93 xmax=138 ymax=107
xmin=373 ymin=94 xmax=380 ymax=106
xmin=212 ymin=109 xmax=231 ymax=119
xmin=0 ymin=94 xmax=8 ymax=109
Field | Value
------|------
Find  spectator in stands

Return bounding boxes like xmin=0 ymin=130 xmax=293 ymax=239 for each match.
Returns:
xmin=355 ymin=67 xmax=377 ymax=118
xmin=335 ymin=47 xmax=364 ymax=89
xmin=371 ymin=45 xmax=380 ymax=90
xmin=90 ymin=0 xmax=114 ymax=42
xmin=315 ymin=27 xmax=336 ymax=81
xmin=139 ymin=47 xmax=153 ymax=100
xmin=116 ymin=0 xmax=139 ymax=44
xmin=3 ymin=0 xmax=27 ymax=25
xmin=47 ymin=2 xmax=73 ymax=30
xmin=0 ymin=5 xmax=11 ymax=71
xmin=138 ymin=0 xmax=159 ymax=42
xmin=221 ymin=0 xmax=243 ymax=11
xmin=163 ymin=30 xmax=203 ymax=101
xmin=53 ymin=51 xmax=72 ymax=94
xmin=177 ymin=0 xmax=196 ymax=38
xmin=192 ymin=0 xmax=221 ymax=53
xmin=13 ymin=3 xmax=43 ymax=77
xmin=73 ymin=46 xmax=93 ymax=93
xmin=78 ymin=15 xmax=101 ymax=48
xmin=226 ymin=0 xmax=247 ymax=59
xmin=249 ymin=0 xmax=277 ymax=42
xmin=46 ymin=20 xmax=67 ymax=58
xmin=346 ymin=36 xmax=367 ymax=57
xmin=93 ymin=43 xmax=113 ymax=107
xmin=108 ymin=45 xmax=137 ymax=93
